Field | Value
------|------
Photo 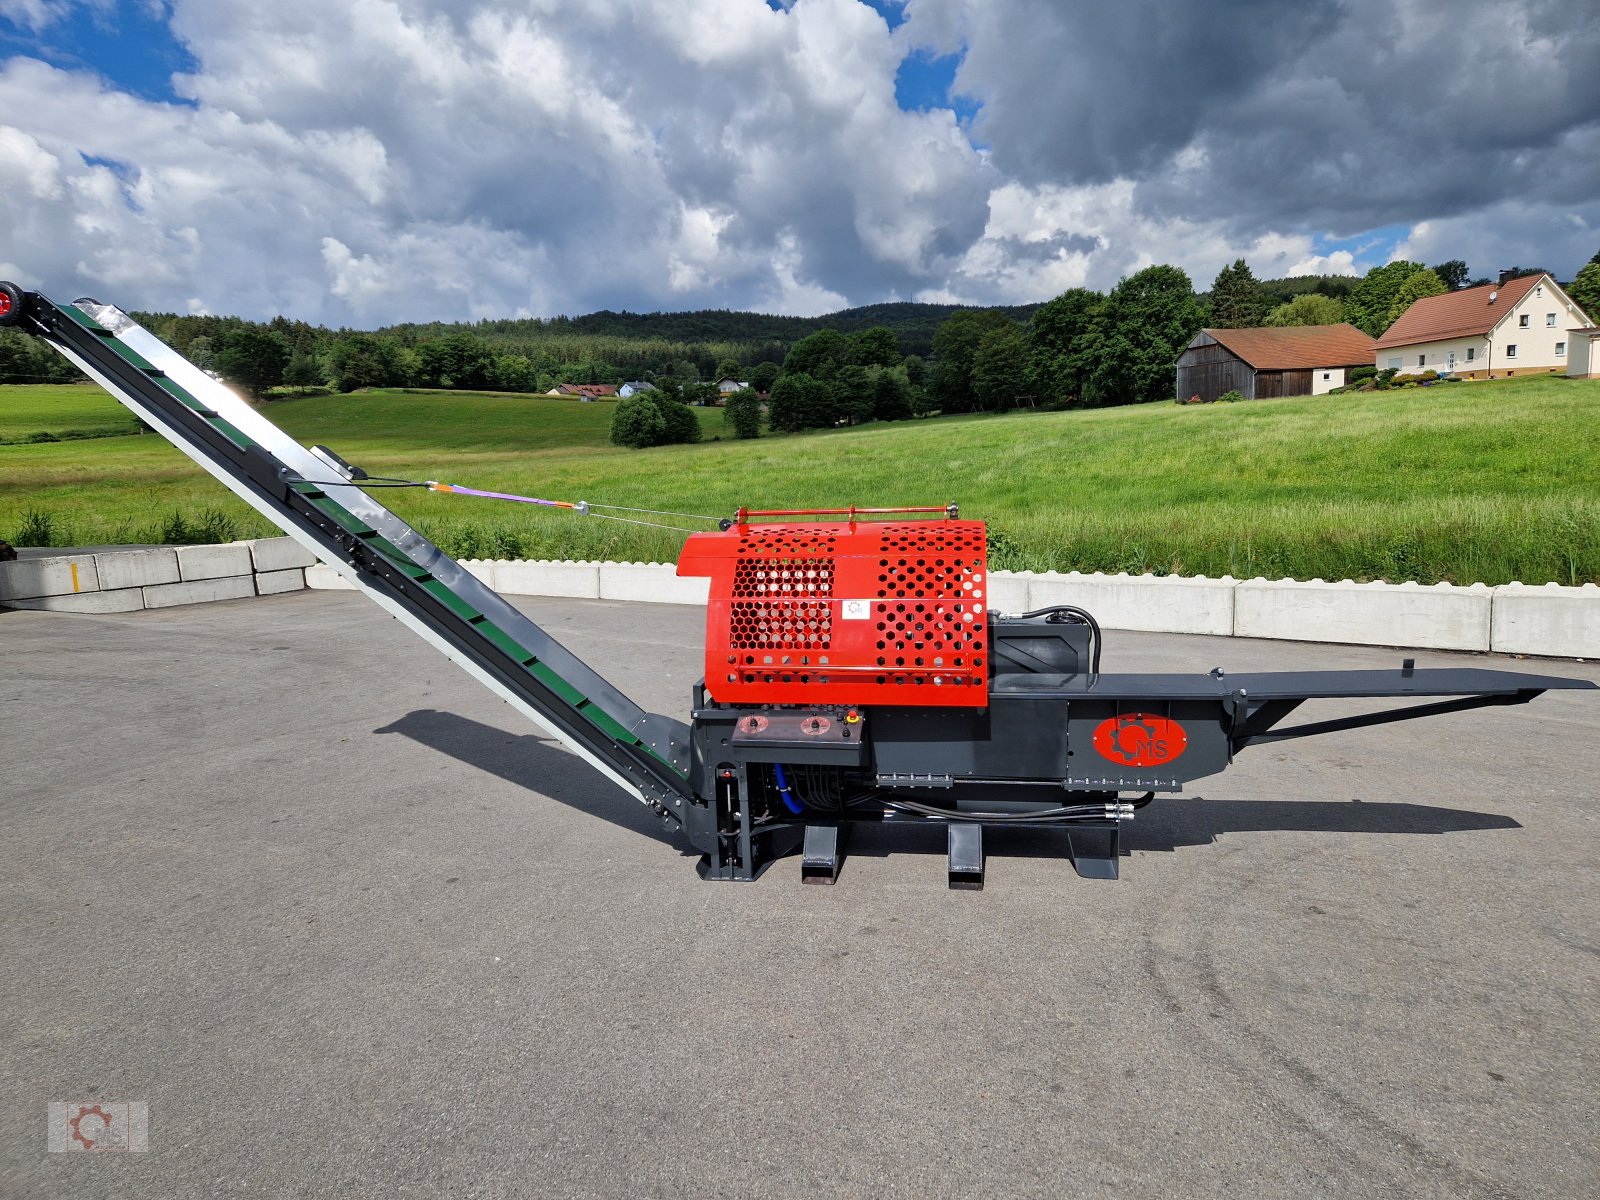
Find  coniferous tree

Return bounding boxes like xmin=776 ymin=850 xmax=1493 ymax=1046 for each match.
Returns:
xmin=1208 ymin=259 xmax=1266 ymax=328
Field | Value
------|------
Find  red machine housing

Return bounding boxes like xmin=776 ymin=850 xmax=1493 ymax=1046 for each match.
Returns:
xmin=677 ymin=518 xmax=991 ymax=708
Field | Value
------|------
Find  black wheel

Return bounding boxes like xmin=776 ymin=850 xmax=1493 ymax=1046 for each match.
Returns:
xmin=0 ymin=281 xmax=22 ymax=327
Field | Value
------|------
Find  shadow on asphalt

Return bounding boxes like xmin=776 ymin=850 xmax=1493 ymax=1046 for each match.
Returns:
xmin=376 ymin=710 xmax=1520 ymax=869
xmin=1127 ymin=796 xmax=1521 ymax=853
xmin=374 ymin=708 xmax=687 ymax=849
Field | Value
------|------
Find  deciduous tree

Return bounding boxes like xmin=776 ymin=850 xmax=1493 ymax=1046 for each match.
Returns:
xmin=213 ymin=327 xmax=288 ymax=399
xmin=1027 ymin=287 xmax=1100 ymax=402
xmin=782 ymin=329 xmax=847 ymax=380
xmin=845 ymin=326 xmax=901 ymax=368
xmin=1568 ymin=262 xmax=1600 ymax=322
xmin=871 ymin=368 xmax=913 ymax=422
xmin=971 ymin=324 xmax=1030 ymax=411
xmin=1429 ymin=259 xmax=1470 ymax=291
xmin=1385 ymin=269 xmax=1447 ymax=328
xmin=1264 ymin=293 xmax=1345 ymax=327
xmin=748 ymin=361 xmax=780 ymax=394
xmin=723 ymin=388 xmax=762 ymax=439
xmin=1081 ymin=265 xmax=1205 ymax=407
xmin=1344 ymin=261 xmax=1430 ymax=336
xmin=930 ymin=310 xmax=1016 ymax=413
xmin=609 ymin=394 xmax=667 ymax=448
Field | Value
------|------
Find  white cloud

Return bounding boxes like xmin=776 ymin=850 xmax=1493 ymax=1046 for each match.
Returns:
xmin=0 ymin=0 xmax=1594 ymax=323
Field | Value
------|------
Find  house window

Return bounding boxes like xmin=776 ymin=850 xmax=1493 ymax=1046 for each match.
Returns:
xmin=1387 ymin=357 xmax=1401 ymax=370
xmin=1322 ymin=372 xmax=1330 ymax=380
xmin=1547 ymin=313 xmax=1557 ymax=326
xmin=1518 ymin=314 xmax=1530 ymax=327
xmin=1466 ymin=347 xmax=1475 ymax=361
xmin=1506 ymin=344 xmax=1518 ymax=358
xmin=1556 ymin=342 xmax=1566 ymax=357
xmin=1418 ymin=354 xmax=1426 ymax=367
xmin=1536 ymin=285 xmax=1544 ymax=297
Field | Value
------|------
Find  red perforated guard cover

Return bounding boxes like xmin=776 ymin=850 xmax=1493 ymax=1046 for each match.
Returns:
xmin=677 ymin=520 xmax=990 ymax=707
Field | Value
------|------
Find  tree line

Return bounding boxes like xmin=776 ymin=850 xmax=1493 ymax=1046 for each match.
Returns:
xmin=6 ymin=250 xmax=1597 ymax=410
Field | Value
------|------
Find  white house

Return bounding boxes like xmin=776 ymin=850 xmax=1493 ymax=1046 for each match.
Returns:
xmin=716 ymin=378 xmax=749 ymax=396
xmin=1373 ymin=273 xmax=1588 ymax=378
xmin=619 ymin=380 xmax=654 ymax=397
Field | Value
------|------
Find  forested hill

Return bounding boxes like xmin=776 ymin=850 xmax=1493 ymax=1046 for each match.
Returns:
xmin=388 ymin=300 xmax=1041 ymax=358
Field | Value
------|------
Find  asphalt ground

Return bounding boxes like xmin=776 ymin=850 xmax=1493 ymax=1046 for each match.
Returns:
xmin=2 ymin=592 xmax=1597 ymax=1199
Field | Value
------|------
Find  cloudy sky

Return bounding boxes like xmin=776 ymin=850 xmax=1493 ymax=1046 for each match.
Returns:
xmin=1 ymin=0 xmax=1597 ymax=325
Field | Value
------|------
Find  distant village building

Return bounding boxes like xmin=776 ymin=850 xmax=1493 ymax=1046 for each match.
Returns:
xmin=716 ymin=378 xmax=750 ymax=396
xmin=1175 ymin=324 xmax=1377 ymax=403
xmin=618 ymin=381 xmax=654 ymax=397
xmin=546 ymin=383 xmax=619 ymax=401
xmin=1373 ymin=273 xmax=1587 ymax=378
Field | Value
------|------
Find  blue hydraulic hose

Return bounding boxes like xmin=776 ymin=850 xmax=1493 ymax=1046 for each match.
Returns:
xmin=773 ymin=763 xmax=804 ymax=814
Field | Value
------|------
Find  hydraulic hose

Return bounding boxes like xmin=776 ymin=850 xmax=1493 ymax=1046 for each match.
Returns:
xmin=773 ymin=763 xmax=804 ymax=815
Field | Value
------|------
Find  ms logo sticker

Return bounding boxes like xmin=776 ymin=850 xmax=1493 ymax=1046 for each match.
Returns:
xmin=1092 ymin=713 xmax=1187 ymax=768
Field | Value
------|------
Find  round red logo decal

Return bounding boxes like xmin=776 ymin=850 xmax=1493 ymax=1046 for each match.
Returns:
xmin=1092 ymin=713 xmax=1187 ymax=767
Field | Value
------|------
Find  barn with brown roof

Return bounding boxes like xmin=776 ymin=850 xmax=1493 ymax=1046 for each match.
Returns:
xmin=1175 ymin=324 xmax=1377 ymax=403
xmin=1372 ymin=273 xmax=1588 ymax=379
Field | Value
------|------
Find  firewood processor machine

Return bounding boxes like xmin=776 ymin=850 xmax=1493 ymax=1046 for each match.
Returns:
xmin=3 ymin=281 xmax=1589 ymax=888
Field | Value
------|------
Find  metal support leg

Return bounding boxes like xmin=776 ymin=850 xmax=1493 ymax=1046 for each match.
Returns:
xmin=947 ymin=823 xmax=984 ymax=890
xmin=801 ymin=824 xmax=842 ymax=885
xmin=1065 ymin=821 xmax=1121 ymax=880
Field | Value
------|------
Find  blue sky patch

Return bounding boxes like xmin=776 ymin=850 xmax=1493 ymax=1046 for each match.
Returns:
xmin=894 ymin=48 xmax=979 ymax=124
xmin=0 ymin=1 xmax=195 ymax=105
xmin=1312 ymin=222 xmax=1412 ymax=269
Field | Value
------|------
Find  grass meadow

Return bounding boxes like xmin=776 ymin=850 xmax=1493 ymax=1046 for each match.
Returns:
xmin=1 ymin=376 xmax=1596 ymax=585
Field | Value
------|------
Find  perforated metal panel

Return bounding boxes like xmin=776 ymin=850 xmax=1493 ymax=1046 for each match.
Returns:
xmin=677 ymin=520 xmax=990 ymax=707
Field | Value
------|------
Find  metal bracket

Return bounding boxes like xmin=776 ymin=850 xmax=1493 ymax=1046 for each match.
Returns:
xmin=947 ymin=823 xmax=985 ymax=890
xmin=801 ymin=824 xmax=842 ymax=885
xmin=1065 ymin=821 xmax=1121 ymax=880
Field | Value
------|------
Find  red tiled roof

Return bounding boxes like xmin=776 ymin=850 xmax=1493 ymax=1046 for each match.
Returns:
xmin=1200 ymin=324 xmax=1376 ymax=369
xmin=1373 ymin=274 xmax=1544 ymax=349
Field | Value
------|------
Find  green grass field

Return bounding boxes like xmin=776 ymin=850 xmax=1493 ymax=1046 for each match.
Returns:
xmin=2 ymin=377 xmax=1596 ymax=585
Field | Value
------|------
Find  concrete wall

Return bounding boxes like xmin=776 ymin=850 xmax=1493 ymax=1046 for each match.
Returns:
xmin=1 ymin=538 xmax=316 ymax=613
xmin=10 ymin=545 xmax=1596 ymax=659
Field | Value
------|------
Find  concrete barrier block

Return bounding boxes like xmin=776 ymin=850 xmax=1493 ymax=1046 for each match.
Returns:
xmin=176 ymin=543 xmax=253 ymax=582
xmin=93 ymin=548 xmax=180 ymax=591
xmin=1027 ymin=571 xmax=1236 ymax=636
xmin=255 ymin=568 xmax=306 ymax=596
xmin=244 ymin=537 xmax=317 ymax=573
xmin=1491 ymin=583 xmax=1600 ymax=658
xmin=608 ymin=562 xmax=711 ymax=605
xmin=305 ymin=564 xmax=356 ymax=590
xmin=457 ymin=559 xmax=497 ymax=587
xmin=0 ymin=555 xmax=100 ymax=602
xmin=5 ymin=588 xmax=146 ymax=613
xmin=1234 ymin=578 xmax=1491 ymax=651
xmin=495 ymin=560 xmax=602 ymax=599
xmin=985 ymin=570 xmax=1032 ymax=614
xmin=143 ymin=575 xmax=257 ymax=609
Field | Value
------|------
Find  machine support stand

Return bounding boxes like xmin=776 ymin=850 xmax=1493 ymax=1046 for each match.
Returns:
xmin=1065 ymin=821 xmax=1121 ymax=880
xmin=801 ymin=824 xmax=843 ymax=885
xmin=947 ymin=823 xmax=985 ymax=890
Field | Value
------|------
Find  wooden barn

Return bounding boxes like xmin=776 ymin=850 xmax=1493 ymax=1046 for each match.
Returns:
xmin=1175 ymin=324 xmax=1376 ymax=403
